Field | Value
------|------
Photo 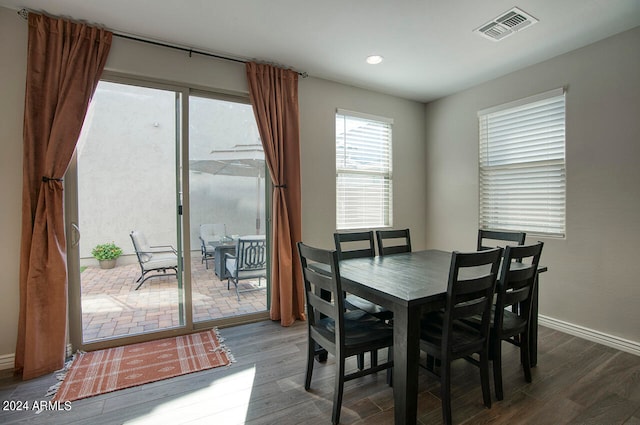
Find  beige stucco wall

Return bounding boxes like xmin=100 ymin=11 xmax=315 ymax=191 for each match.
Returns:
xmin=0 ymin=6 xmax=426 ymax=361
xmin=425 ymin=26 xmax=640 ymax=344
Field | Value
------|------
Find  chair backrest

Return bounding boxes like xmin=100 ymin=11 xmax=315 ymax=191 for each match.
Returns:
xmin=130 ymin=230 xmax=151 ymax=262
xmin=234 ymin=235 xmax=267 ymax=271
xmin=376 ymin=229 xmax=411 ymax=256
xmin=442 ymin=247 xmax=503 ymax=356
xmin=334 ymin=231 xmax=376 ymax=260
xmin=494 ymin=242 xmax=544 ymax=331
xmin=297 ymin=242 xmax=345 ymax=349
xmin=477 ymin=229 xmax=526 ymax=251
xmin=200 ymin=223 xmax=227 ymax=244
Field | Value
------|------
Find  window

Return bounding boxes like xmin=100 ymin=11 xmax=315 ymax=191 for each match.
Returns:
xmin=478 ymin=88 xmax=566 ymax=237
xmin=336 ymin=110 xmax=393 ymax=229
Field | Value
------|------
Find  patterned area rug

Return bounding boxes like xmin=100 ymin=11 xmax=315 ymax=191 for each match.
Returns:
xmin=50 ymin=329 xmax=233 ymax=403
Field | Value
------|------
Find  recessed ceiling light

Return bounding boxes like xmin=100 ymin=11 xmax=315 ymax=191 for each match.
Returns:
xmin=366 ymin=55 xmax=384 ymax=65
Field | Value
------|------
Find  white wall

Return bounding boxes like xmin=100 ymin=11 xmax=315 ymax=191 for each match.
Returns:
xmin=299 ymin=78 xmax=428 ymax=250
xmin=425 ymin=26 xmax=640 ymax=345
xmin=0 ymin=6 xmax=426 ymax=361
xmin=0 ymin=7 xmax=27 ymax=366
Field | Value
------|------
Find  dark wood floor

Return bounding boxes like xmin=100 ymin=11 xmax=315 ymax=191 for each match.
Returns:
xmin=1 ymin=320 xmax=639 ymax=424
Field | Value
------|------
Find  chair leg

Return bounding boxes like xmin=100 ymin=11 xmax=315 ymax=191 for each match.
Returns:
xmin=332 ymin=356 xmax=346 ymax=425
xmin=305 ymin=340 xmax=315 ymax=391
xmin=357 ymin=353 xmax=364 ymax=370
xmin=426 ymin=354 xmax=435 ymax=372
xmin=521 ymin=330 xmax=532 ymax=383
xmin=386 ymin=346 xmax=393 ymax=387
xmin=441 ymin=360 xmax=453 ymax=425
xmin=493 ymin=338 xmax=504 ymax=401
xmin=227 ymin=276 xmax=241 ymax=301
xmin=480 ymin=347 xmax=492 ymax=408
xmin=371 ymin=349 xmax=378 ymax=367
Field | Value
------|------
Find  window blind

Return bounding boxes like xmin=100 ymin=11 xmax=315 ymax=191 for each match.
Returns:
xmin=478 ymin=89 xmax=566 ymax=237
xmin=336 ymin=111 xmax=393 ymax=229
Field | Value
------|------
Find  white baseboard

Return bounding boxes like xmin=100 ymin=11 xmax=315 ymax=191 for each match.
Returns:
xmin=0 ymin=353 xmax=14 ymax=371
xmin=539 ymin=315 xmax=640 ymax=356
xmin=0 ymin=344 xmax=74 ymax=372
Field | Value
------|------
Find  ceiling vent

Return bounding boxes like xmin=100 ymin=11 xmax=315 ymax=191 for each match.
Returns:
xmin=474 ymin=7 xmax=538 ymax=41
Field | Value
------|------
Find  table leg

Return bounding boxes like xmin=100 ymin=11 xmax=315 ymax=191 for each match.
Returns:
xmin=392 ymin=306 xmax=421 ymax=425
xmin=530 ymin=273 xmax=540 ymax=367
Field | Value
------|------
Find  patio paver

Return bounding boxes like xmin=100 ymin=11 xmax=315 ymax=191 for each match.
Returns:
xmin=80 ymin=256 xmax=267 ymax=342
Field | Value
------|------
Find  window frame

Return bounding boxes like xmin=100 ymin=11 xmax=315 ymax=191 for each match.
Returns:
xmin=478 ymin=88 xmax=566 ymax=238
xmin=335 ymin=109 xmax=393 ymax=230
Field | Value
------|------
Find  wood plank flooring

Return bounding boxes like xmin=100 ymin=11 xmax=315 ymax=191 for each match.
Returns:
xmin=1 ymin=321 xmax=638 ymax=424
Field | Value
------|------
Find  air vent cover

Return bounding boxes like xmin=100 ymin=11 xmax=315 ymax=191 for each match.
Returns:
xmin=475 ymin=7 xmax=538 ymax=41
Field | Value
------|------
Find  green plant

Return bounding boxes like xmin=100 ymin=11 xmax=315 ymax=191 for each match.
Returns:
xmin=91 ymin=242 xmax=123 ymax=261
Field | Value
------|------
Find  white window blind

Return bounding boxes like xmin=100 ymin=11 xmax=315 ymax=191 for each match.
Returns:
xmin=478 ymin=88 xmax=566 ymax=237
xmin=336 ymin=110 xmax=393 ymax=229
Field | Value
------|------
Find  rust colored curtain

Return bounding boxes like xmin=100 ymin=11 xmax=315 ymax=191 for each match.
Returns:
xmin=16 ymin=13 xmax=111 ymax=379
xmin=246 ymin=62 xmax=305 ymax=326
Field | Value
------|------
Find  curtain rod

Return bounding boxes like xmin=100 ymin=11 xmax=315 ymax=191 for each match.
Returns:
xmin=17 ymin=8 xmax=308 ymax=78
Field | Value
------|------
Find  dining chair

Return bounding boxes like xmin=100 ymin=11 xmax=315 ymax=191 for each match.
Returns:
xmin=334 ymin=231 xmax=393 ymax=371
xmin=297 ymin=242 xmax=394 ymax=425
xmin=334 ymin=231 xmax=393 ymax=320
xmin=477 ymin=229 xmax=526 ymax=251
xmin=419 ymin=247 xmax=502 ymax=425
xmin=466 ymin=242 xmax=544 ymax=400
xmin=376 ymin=228 xmax=412 ymax=256
xmin=477 ymin=228 xmax=527 ymax=315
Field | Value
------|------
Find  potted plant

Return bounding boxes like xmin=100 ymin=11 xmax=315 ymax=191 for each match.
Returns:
xmin=92 ymin=242 xmax=123 ymax=269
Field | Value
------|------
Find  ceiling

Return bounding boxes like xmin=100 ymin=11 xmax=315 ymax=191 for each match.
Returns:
xmin=2 ymin=0 xmax=639 ymax=102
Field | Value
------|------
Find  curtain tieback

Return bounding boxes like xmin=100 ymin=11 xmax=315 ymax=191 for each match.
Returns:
xmin=42 ymin=176 xmax=63 ymax=182
xmin=274 ymin=184 xmax=287 ymax=189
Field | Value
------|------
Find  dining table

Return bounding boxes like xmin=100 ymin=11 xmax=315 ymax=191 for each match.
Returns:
xmin=337 ymin=249 xmax=547 ymax=425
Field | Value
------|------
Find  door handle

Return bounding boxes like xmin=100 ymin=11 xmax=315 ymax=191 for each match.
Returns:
xmin=71 ymin=223 xmax=81 ymax=248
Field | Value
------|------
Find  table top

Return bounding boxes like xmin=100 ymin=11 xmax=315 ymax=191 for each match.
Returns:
xmin=339 ymin=249 xmax=452 ymax=308
xmin=339 ymin=249 xmax=547 ymax=309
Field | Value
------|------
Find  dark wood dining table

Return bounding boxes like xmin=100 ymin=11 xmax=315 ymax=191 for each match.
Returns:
xmin=337 ymin=249 xmax=546 ymax=425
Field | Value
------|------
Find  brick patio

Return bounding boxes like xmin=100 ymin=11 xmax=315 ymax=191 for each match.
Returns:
xmin=80 ymin=256 xmax=268 ymax=342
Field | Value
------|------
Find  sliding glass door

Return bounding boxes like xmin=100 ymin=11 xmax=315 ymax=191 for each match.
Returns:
xmin=66 ymin=77 xmax=269 ymax=350
xmin=188 ymin=94 xmax=269 ymax=324
xmin=66 ymin=77 xmax=187 ymax=349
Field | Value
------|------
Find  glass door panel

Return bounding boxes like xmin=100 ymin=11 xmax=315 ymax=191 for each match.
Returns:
xmin=188 ymin=95 xmax=268 ymax=323
xmin=69 ymin=80 xmax=185 ymax=346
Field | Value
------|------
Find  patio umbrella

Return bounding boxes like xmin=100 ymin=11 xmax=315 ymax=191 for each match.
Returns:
xmin=189 ymin=144 xmax=266 ymax=234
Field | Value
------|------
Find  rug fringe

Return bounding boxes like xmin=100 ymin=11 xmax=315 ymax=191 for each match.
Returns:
xmin=213 ymin=327 xmax=236 ymax=364
xmin=45 ymin=350 xmax=85 ymax=398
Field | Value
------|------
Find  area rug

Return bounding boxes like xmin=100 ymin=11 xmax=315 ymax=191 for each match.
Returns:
xmin=49 ymin=329 xmax=233 ymax=403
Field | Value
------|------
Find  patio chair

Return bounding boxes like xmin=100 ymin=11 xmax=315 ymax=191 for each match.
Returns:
xmin=199 ymin=223 xmax=228 ymax=269
xmin=225 ymin=235 xmax=267 ymax=301
xmin=129 ymin=230 xmax=178 ymax=290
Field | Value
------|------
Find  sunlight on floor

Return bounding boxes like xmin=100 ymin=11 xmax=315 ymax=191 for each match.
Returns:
xmin=123 ymin=366 xmax=256 ymax=424
xmin=81 ymin=295 xmax=128 ymax=313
